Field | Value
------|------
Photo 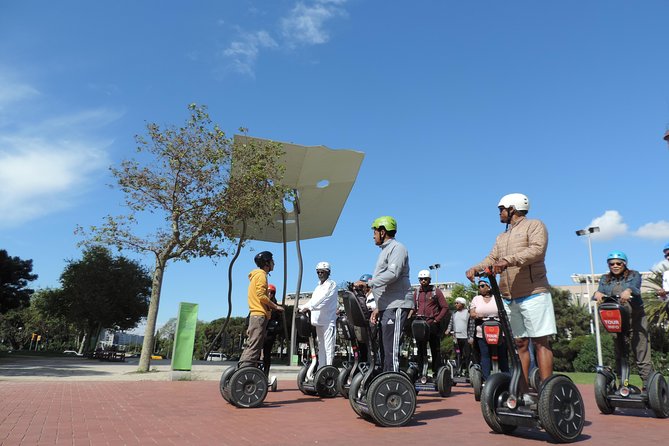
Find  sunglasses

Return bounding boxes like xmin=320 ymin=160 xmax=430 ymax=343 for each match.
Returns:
xmin=478 ymin=284 xmax=489 ymax=288
xmin=664 ymin=253 xmax=669 ymax=258
xmin=608 ymin=262 xmax=624 ymax=267
xmin=419 ymin=277 xmax=430 ymax=281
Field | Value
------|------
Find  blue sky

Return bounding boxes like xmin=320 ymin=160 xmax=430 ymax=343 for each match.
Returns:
xmin=2 ymin=1 xmax=669 ymax=329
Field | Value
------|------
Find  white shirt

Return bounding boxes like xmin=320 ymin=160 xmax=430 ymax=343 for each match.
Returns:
xmin=662 ymin=270 xmax=669 ymax=301
xmin=299 ymin=278 xmax=338 ymax=326
xmin=365 ymin=291 xmax=376 ymax=311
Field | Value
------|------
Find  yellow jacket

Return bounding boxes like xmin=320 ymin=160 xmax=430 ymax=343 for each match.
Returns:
xmin=248 ymin=268 xmax=271 ymax=318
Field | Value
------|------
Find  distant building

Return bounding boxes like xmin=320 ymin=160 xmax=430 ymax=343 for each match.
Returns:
xmin=97 ymin=329 xmax=144 ymax=350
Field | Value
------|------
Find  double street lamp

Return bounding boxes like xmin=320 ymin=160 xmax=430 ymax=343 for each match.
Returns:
xmin=575 ymin=226 xmax=603 ymax=366
xmin=428 ymin=264 xmax=441 ymax=285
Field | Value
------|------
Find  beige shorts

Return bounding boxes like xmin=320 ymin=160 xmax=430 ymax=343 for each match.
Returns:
xmin=502 ymin=292 xmax=557 ymax=338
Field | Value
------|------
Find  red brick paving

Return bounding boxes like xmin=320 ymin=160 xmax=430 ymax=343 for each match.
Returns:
xmin=0 ymin=380 xmax=667 ymax=445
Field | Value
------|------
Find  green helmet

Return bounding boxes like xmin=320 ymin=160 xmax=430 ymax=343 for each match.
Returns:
xmin=371 ymin=216 xmax=397 ymax=231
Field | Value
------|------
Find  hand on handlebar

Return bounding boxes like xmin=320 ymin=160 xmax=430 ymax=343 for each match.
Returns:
xmin=492 ymin=259 xmax=509 ymax=275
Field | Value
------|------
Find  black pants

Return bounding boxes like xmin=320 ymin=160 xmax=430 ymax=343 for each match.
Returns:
xmin=455 ymin=338 xmax=471 ymax=374
xmin=379 ymin=307 xmax=409 ymax=372
xmin=416 ymin=323 xmax=442 ymax=374
xmin=262 ymin=335 xmax=276 ymax=376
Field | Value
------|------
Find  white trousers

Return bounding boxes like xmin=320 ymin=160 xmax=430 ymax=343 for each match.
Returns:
xmin=315 ymin=323 xmax=336 ymax=367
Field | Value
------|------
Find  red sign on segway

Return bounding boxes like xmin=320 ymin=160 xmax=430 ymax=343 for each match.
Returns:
xmin=483 ymin=325 xmax=501 ymax=345
xmin=599 ymin=309 xmax=622 ymax=333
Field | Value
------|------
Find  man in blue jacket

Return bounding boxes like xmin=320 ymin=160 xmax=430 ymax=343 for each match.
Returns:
xmin=355 ymin=216 xmax=414 ymax=372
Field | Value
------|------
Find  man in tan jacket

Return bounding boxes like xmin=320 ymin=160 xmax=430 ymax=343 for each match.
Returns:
xmin=466 ymin=193 xmax=556 ymax=388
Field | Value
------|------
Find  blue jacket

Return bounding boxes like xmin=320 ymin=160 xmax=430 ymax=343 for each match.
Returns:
xmin=596 ymin=269 xmax=643 ymax=306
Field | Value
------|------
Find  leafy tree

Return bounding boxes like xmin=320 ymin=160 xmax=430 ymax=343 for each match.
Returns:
xmin=551 ymin=286 xmax=591 ymax=342
xmin=642 ymin=271 xmax=669 ymax=329
xmin=572 ymin=333 xmax=615 ymax=373
xmin=42 ymin=246 xmax=151 ymax=352
xmin=0 ymin=290 xmax=80 ymax=351
xmin=0 ymin=250 xmax=38 ymax=314
xmin=79 ymin=104 xmax=289 ymax=371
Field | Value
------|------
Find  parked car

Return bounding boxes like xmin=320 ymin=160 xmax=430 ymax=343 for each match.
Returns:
xmin=206 ymin=352 xmax=226 ymax=361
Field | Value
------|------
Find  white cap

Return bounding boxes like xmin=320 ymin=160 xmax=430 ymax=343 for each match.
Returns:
xmin=498 ymin=193 xmax=530 ymax=212
xmin=316 ymin=261 xmax=330 ymax=270
xmin=455 ymin=297 xmax=467 ymax=305
xmin=418 ymin=269 xmax=431 ymax=279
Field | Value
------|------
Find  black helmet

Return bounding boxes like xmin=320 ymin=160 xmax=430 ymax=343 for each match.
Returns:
xmin=254 ymin=251 xmax=274 ymax=268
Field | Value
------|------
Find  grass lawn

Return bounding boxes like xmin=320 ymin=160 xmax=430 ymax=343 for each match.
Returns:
xmin=562 ymin=371 xmax=643 ymax=387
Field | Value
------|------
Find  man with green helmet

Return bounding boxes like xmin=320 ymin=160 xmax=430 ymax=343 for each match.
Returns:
xmin=355 ymin=216 xmax=414 ymax=372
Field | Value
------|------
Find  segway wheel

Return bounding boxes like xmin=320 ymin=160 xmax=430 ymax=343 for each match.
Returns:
xmin=436 ymin=366 xmax=453 ymax=397
xmin=348 ymin=372 xmax=367 ymax=418
xmin=315 ymin=365 xmax=340 ymax=398
xmin=219 ymin=366 xmax=236 ymax=402
xmin=480 ymin=373 xmax=517 ymax=435
xmin=224 ymin=367 xmax=268 ymax=409
xmin=337 ymin=364 xmax=354 ymax=399
xmin=470 ymin=366 xmax=483 ymax=402
xmin=594 ymin=373 xmax=615 ymax=415
xmin=367 ymin=373 xmax=416 ymax=427
xmin=529 ymin=367 xmax=541 ymax=392
xmin=648 ymin=372 xmax=669 ymax=419
xmin=296 ymin=365 xmax=316 ymax=395
xmin=538 ymin=375 xmax=585 ymax=443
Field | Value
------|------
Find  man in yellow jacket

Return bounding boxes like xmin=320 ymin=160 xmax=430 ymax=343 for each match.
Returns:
xmin=239 ymin=251 xmax=284 ymax=367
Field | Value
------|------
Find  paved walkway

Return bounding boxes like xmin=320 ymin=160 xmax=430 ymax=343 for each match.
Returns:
xmin=1 ymin=357 xmax=667 ymax=445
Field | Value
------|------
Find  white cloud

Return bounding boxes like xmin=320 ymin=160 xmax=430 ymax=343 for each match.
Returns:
xmin=223 ymin=30 xmax=278 ymax=76
xmin=588 ymin=210 xmax=628 ymax=240
xmin=280 ymin=0 xmax=347 ymax=46
xmin=221 ymin=0 xmax=348 ymax=76
xmin=0 ymin=77 xmax=117 ymax=227
xmin=634 ymin=221 xmax=669 ymax=240
xmin=0 ymin=136 xmax=110 ymax=227
xmin=0 ymin=78 xmax=39 ymax=110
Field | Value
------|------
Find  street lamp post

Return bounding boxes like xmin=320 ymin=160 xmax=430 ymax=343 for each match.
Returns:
xmin=428 ymin=264 xmax=441 ymax=286
xmin=575 ymin=226 xmax=603 ymax=366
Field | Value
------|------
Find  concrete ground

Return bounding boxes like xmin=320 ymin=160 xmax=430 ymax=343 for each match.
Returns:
xmin=0 ymin=356 xmax=667 ymax=445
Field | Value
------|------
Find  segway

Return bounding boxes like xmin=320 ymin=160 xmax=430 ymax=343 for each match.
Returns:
xmin=447 ymin=336 xmax=471 ymax=386
xmin=479 ymin=271 xmax=585 ymax=443
xmin=219 ymin=361 xmax=269 ymax=408
xmin=594 ymin=295 xmax=669 ymax=418
xmin=405 ymin=316 xmax=453 ymax=397
xmin=295 ymin=310 xmax=340 ymax=398
xmin=470 ymin=316 xmax=503 ymax=402
xmin=335 ymin=309 xmax=362 ymax=398
xmin=344 ymin=291 xmax=417 ymax=427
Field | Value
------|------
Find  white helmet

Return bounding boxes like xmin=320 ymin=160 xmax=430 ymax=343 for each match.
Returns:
xmin=455 ymin=297 xmax=467 ymax=305
xmin=316 ymin=261 xmax=330 ymax=271
xmin=418 ymin=269 xmax=431 ymax=279
xmin=498 ymin=193 xmax=530 ymax=212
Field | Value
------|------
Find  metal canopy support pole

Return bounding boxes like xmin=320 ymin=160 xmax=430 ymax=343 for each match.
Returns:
xmin=588 ymin=235 xmax=603 ymax=366
xmin=289 ymin=190 xmax=304 ymax=366
xmin=280 ymin=212 xmax=289 ymax=359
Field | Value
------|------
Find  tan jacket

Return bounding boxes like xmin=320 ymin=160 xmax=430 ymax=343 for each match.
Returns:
xmin=473 ymin=217 xmax=550 ymax=299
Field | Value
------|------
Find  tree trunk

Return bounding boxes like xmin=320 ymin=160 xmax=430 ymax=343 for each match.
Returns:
xmin=78 ymin=332 xmax=87 ymax=355
xmin=138 ymin=256 xmax=166 ymax=372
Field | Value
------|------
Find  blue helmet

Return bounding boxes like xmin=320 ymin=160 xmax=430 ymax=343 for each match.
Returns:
xmin=607 ymin=251 xmax=628 ymax=264
xmin=477 ymin=277 xmax=491 ymax=288
xmin=663 ymin=242 xmax=669 ymax=252
xmin=359 ymin=274 xmax=373 ymax=283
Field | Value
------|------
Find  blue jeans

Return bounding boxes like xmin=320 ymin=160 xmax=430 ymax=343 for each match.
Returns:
xmin=477 ymin=336 xmax=509 ymax=380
